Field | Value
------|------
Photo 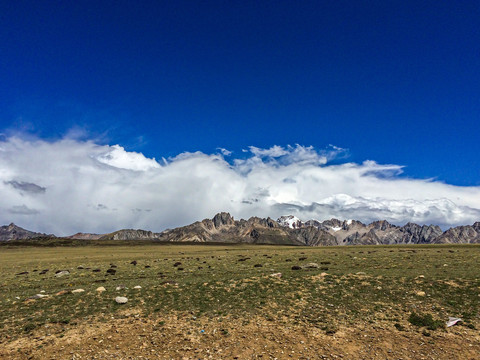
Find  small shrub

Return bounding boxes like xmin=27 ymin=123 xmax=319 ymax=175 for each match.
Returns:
xmin=408 ymin=312 xmax=443 ymax=330
xmin=23 ymin=322 xmax=36 ymax=333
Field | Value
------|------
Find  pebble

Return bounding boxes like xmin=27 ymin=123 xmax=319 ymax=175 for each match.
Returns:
xmin=28 ymin=294 xmax=48 ymax=300
xmin=96 ymin=286 xmax=106 ymax=292
xmin=55 ymin=270 xmax=70 ymax=277
xmin=134 ymin=285 xmax=142 ymax=289
xmin=72 ymin=289 xmax=85 ymax=294
xmin=115 ymin=296 xmax=128 ymax=304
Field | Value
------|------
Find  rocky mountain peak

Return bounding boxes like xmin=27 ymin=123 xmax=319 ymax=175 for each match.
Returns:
xmin=212 ymin=212 xmax=235 ymax=228
xmin=0 ymin=223 xmax=48 ymax=241
xmin=370 ymin=220 xmax=394 ymax=231
xmin=277 ymin=215 xmax=303 ymax=229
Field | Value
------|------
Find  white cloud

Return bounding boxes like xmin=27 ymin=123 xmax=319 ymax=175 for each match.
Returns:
xmin=0 ymin=136 xmax=479 ymax=235
xmin=95 ymin=145 xmax=160 ymax=171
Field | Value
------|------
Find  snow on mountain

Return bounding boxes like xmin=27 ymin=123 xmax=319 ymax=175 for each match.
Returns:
xmin=277 ymin=215 xmax=303 ymax=229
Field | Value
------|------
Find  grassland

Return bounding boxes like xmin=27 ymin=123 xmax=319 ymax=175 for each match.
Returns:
xmin=0 ymin=243 xmax=479 ymax=359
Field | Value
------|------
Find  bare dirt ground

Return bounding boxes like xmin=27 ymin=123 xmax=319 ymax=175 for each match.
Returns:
xmin=2 ymin=310 xmax=479 ymax=360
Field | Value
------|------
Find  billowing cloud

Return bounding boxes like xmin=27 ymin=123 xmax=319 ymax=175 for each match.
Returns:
xmin=0 ymin=136 xmax=479 ymax=236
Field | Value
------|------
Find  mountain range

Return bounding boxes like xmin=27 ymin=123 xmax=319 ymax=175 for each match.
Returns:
xmin=1 ymin=213 xmax=480 ymax=245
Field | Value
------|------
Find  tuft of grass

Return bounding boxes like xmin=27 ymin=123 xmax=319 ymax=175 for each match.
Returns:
xmin=408 ymin=312 xmax=444 ymax=330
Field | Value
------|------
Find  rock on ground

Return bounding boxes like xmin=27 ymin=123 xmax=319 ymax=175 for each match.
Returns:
xmin=115 ymin=296 xmax=128 ymax=304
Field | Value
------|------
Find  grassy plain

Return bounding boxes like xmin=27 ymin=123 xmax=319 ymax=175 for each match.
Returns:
xmin=0 ymin=243 xmax=479 ymax=359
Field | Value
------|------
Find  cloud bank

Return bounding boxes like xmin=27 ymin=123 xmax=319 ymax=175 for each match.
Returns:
xmin=1 ymin=136 xmax=479 ymax=235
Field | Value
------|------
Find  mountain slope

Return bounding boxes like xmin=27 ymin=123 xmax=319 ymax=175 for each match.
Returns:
xmin=0 ymin=223 xmax=48 ymax=242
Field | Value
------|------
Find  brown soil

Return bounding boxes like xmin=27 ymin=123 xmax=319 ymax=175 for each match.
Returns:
xmin=1 ymin=310 xmax=479 ymax=360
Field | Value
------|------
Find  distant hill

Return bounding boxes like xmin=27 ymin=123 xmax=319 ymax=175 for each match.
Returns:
xmin=0 ymin=223 xmax=49 ymax=241
xmin=65 ymin=233 xmax=104 ymax=240
xmin=2 ymin=213 xmax=480 ymax=245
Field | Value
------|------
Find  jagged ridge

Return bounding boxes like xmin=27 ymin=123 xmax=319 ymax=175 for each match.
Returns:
xmin=1 ymin=214 xmax=480 ymax=245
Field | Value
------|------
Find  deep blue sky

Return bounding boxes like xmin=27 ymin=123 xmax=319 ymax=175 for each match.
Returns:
xmin=1 ymin=0 xmax=479 ymax=185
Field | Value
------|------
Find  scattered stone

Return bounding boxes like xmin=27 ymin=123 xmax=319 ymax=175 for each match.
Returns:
xmin=130 ymin=261 xmax=137 ymax=266
xmin=96 ymin=287 xmax=106 ymax=292
xmin=299 ymin=257 xmax=307 ymax=261
xmin=173 ymin=262 xmax=182 ymax=267
xmin=55 ymin=270 xmax=70 ymax=277
xmin=77 ymin=265 xmax=84 ymax=269
xmin=356 ymin=272 xmax=366 ymax=275
xmin=418 ymin=275 xmax=425 ymax=278
xmin=415 ymin=291 xmax=426 ymax=297
xmin=27 ymin=294 xmax=48 ymax=300
xmin=291 ymin=265 xmax=302 ymax=270
xmin=270 ymin=273 xmax=282 ymax=278
xmin=133 ymin=285 xmax=142 ymax=289
xmin=160 ymin=280 xmax=177 ymax=286
xmin=92 ymin=269 xmax=101 ymax=273
xmin=177 ymin=267 xmax=184 ymax=271
xmin=253 ymin=264 xmax=263 ymax=268
xmin=71 ymin=289 xmax=85 ymax=294
xmin=116 ymin=285 xmax=127 ymax=291
xmin=144 ymin=265 xmax=151 ymax=268
xmin=115 ymin=296 xmax=128 ymax=304
xmin=16 ymin=271 xmax=29 ymax=276
xmin=320 ymin=272 xmax=328 ymax=276
xmin=302 ymin=263 xmax=319 ymax=269
xmin=285 ymin=259 xmax=292 ymax=262
xmin=110 ymin=264 xmax=117 ymax=268
xmin=55 ymin=290 xmax=69 ymax=296
xmin=39 ymin=269 xmax=49 ymax=275
xmin=106 ymin=268 xmax=116 ymax=275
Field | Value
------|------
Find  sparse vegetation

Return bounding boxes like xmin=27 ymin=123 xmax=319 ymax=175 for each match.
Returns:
xmin=0 ymin=243 xmax=479 ymax=358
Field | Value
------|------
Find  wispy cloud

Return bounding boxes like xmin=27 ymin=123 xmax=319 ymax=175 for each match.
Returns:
xmin=1 ymin=136 xmax=479 ymax=235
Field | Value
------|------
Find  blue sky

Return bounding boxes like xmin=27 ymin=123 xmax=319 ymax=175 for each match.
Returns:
xmin=1 ymin=1 xmax=479 ymax=185
xmin=1 ymin=1 xmax=480 ymax=233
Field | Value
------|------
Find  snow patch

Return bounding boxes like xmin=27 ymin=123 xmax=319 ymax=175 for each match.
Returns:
xmin=277 ymin=215 xmax=303 ymax=229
